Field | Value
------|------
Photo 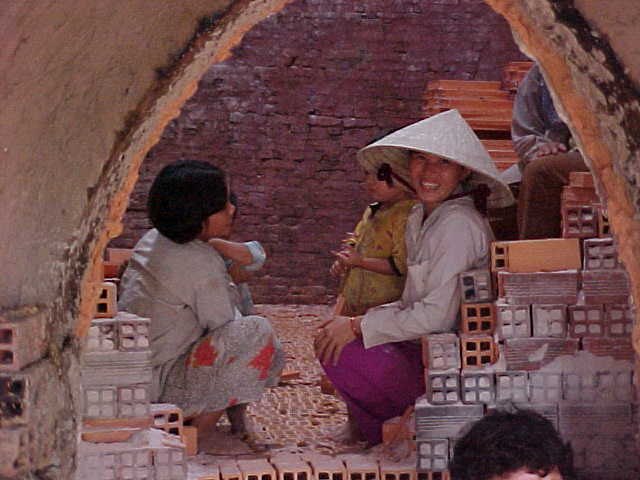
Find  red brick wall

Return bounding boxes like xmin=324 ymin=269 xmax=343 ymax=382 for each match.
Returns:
xmin=115 ymin=0 xmax=527 ymax=304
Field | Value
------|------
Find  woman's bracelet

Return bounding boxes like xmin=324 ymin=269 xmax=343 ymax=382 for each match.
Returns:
xmin=350 ymin=317 xmax=362 ymax=339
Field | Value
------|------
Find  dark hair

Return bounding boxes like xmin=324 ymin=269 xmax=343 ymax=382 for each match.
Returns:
xmin=147 ymin=160 xmax=228 ymax=243
xmin=449 ymin=408 xmax=575 ymax=480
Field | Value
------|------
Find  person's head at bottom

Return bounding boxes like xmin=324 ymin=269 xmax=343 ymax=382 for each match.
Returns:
xmin=449 ymin=408 xmax=575 ymax=480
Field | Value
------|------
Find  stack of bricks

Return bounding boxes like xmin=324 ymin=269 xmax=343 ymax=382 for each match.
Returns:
xmin=415 ymin=231 xmax=637 ymax=479
xmin=561 ymin=171 xmax=609 ymax=238
xmin=492 ymin=235 xmax=635 ymax=478
xmin=415 ymin=268 xmax=497 ymax=477
xmin=195 ymin=453 xmax=422 ymax=480
xmin=422 ymin=61 xmax=533 ymax=173
xmin=76 ymin=269 xmax=190 ymax=479
xmin=0 ymin=306 xmax=48 ymax=476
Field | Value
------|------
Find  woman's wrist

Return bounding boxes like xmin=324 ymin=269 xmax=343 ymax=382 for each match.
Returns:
xmin=349 ymin=316 xmax=362 ymax=339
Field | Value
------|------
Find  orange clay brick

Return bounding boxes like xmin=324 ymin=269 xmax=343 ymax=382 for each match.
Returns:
xmin=182 ymin=425 xmax=197 ymax=456
xmin=304 ymin=454 xmax=346 ymax=480
xmin=238 ymin=458 xmax=277 ymax=480
xmin=0 ymin=307 xmax=47 ymax=372
xmin=460 ymin=303 xmax=496 ymax=335
xmin=150 ymin=403 xmax=183 ymax=438
xmin=491 ymin=239 xmax=581 ymax=273
xmin=460 ymin=335 xmax=498 ymax=369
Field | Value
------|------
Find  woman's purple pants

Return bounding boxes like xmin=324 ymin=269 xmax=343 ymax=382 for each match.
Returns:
xmin=321 ymin=339 xmax=425 ymax=445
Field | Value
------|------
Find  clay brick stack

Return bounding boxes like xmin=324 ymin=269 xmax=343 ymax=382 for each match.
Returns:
xmin=76 ymin=272 xmax=191 ymax=479
xmin=0 ymin=306 xmax=48 ymax=475
xmin=416 ymin=216 xmax=637 ymax=478
xmin=422 ymin=61 xmax=534 ymax=173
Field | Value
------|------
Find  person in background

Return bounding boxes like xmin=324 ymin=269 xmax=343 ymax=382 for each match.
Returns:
xmin=449 ymin=408 xmax=576 ymax=480
xmin=511 ymin=63 xmax=590 ymax=239
xmin=316 ymin=110 xmax=514 ymax=446
xmin=118 ymin=160 xmax=283 ymax=450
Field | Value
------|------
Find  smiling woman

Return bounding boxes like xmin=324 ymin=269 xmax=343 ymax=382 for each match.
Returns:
xmin=316 ymin=110 xmax=514 ymax=446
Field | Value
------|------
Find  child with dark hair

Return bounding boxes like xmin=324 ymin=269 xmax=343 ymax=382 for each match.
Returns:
xmin=119 ymin=160 xmax=283 ymax=449
xmin=449 ymin=408 xmax=575 ymax=480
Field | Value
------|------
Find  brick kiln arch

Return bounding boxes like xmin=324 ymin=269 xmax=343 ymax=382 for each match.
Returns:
xmin=1 ymin=0 xmax=640 ymax=477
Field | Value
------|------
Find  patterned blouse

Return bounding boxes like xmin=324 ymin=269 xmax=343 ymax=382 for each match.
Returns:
xmin=340 ymin=199 xmax=417 ymax=316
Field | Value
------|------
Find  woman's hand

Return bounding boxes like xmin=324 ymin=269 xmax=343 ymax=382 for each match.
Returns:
xmin=314 ymin=315 xmax=362 ymax=366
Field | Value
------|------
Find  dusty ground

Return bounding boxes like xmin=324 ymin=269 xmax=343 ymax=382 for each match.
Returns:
xmin=187 ymin=304 xmax=380 ymax=478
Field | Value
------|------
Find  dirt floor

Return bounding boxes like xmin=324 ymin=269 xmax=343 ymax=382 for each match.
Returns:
xmin=186 ymin=304 xmax=390 ymax=478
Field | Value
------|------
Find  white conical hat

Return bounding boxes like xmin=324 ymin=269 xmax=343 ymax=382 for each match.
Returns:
xmin=357 ymin=110 xmax=515 ymax=208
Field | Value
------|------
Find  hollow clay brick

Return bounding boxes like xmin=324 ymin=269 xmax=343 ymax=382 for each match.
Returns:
xmin=238 ymin=458 xmax=277 ymax=480
xmin=491 ymin=238 xmax=581 ymax=273
xmin=271 ymin=455 xmax=313 ymax=480
xmin=460 ymin=372 xmax=495 ymax=404
xmin=532 ymin=304 xmax=567 ymax=338
xmin=496 ymin=302 xmax=531 ymax=340
xmin=0 ymin=373 xmax=27 ymax=427
xmin=416 ymin=439 xmax=449 ymax=472
xmin=0 ymin=307 xmax=47 ymax=372
xmin=528 ymin=372 xmax=563 ymax=403
xmin=495 ymin=371 xmax=529 ymax=403
xmin=304 ymin=453 xmax=346 ymax=480
xmin=568 ymin=305 xmax=605 ymax=338
xmin=604 ymin=304 xmax=634 ymax=337
xmin=563 ymin=370 xmax=634 ymax=404
xmin=561 ymin=203 xmax=598 ymax=239
xmin=583 ymin=237 xmax=620 ymax=270
xmin=151 ymin=403 xmax=184 ymax=438
xmin=379 ymin=456 xmax=416 ymax=480
xmin=94 ymin=281 xmax=118 ymax=319
xmin=426 ymin=372 xmax=460 ymax=405
xmin=581 ymin=269 xmax=630 ymax=304
xmin=460 ymin=303 xmax=495 ymax=335
xmin=220 ymin=459 xmax=243 ymax=480
xmin=421 ymin=334 xmax=460 ymax=372
xmin=503 ymin=338 xmax=579 ymax=370
xmin=416 ymin=473 xmax=450 ymax=480
xmin=460 ymin=335 xmax=498 ymax=369
xmin=459 ymin=269 xmax=493 ymax=303
xmin=341 ymin=454 xmax=379 ymax=480
xmin=497 ymin=271 xmax=579 ymax=305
